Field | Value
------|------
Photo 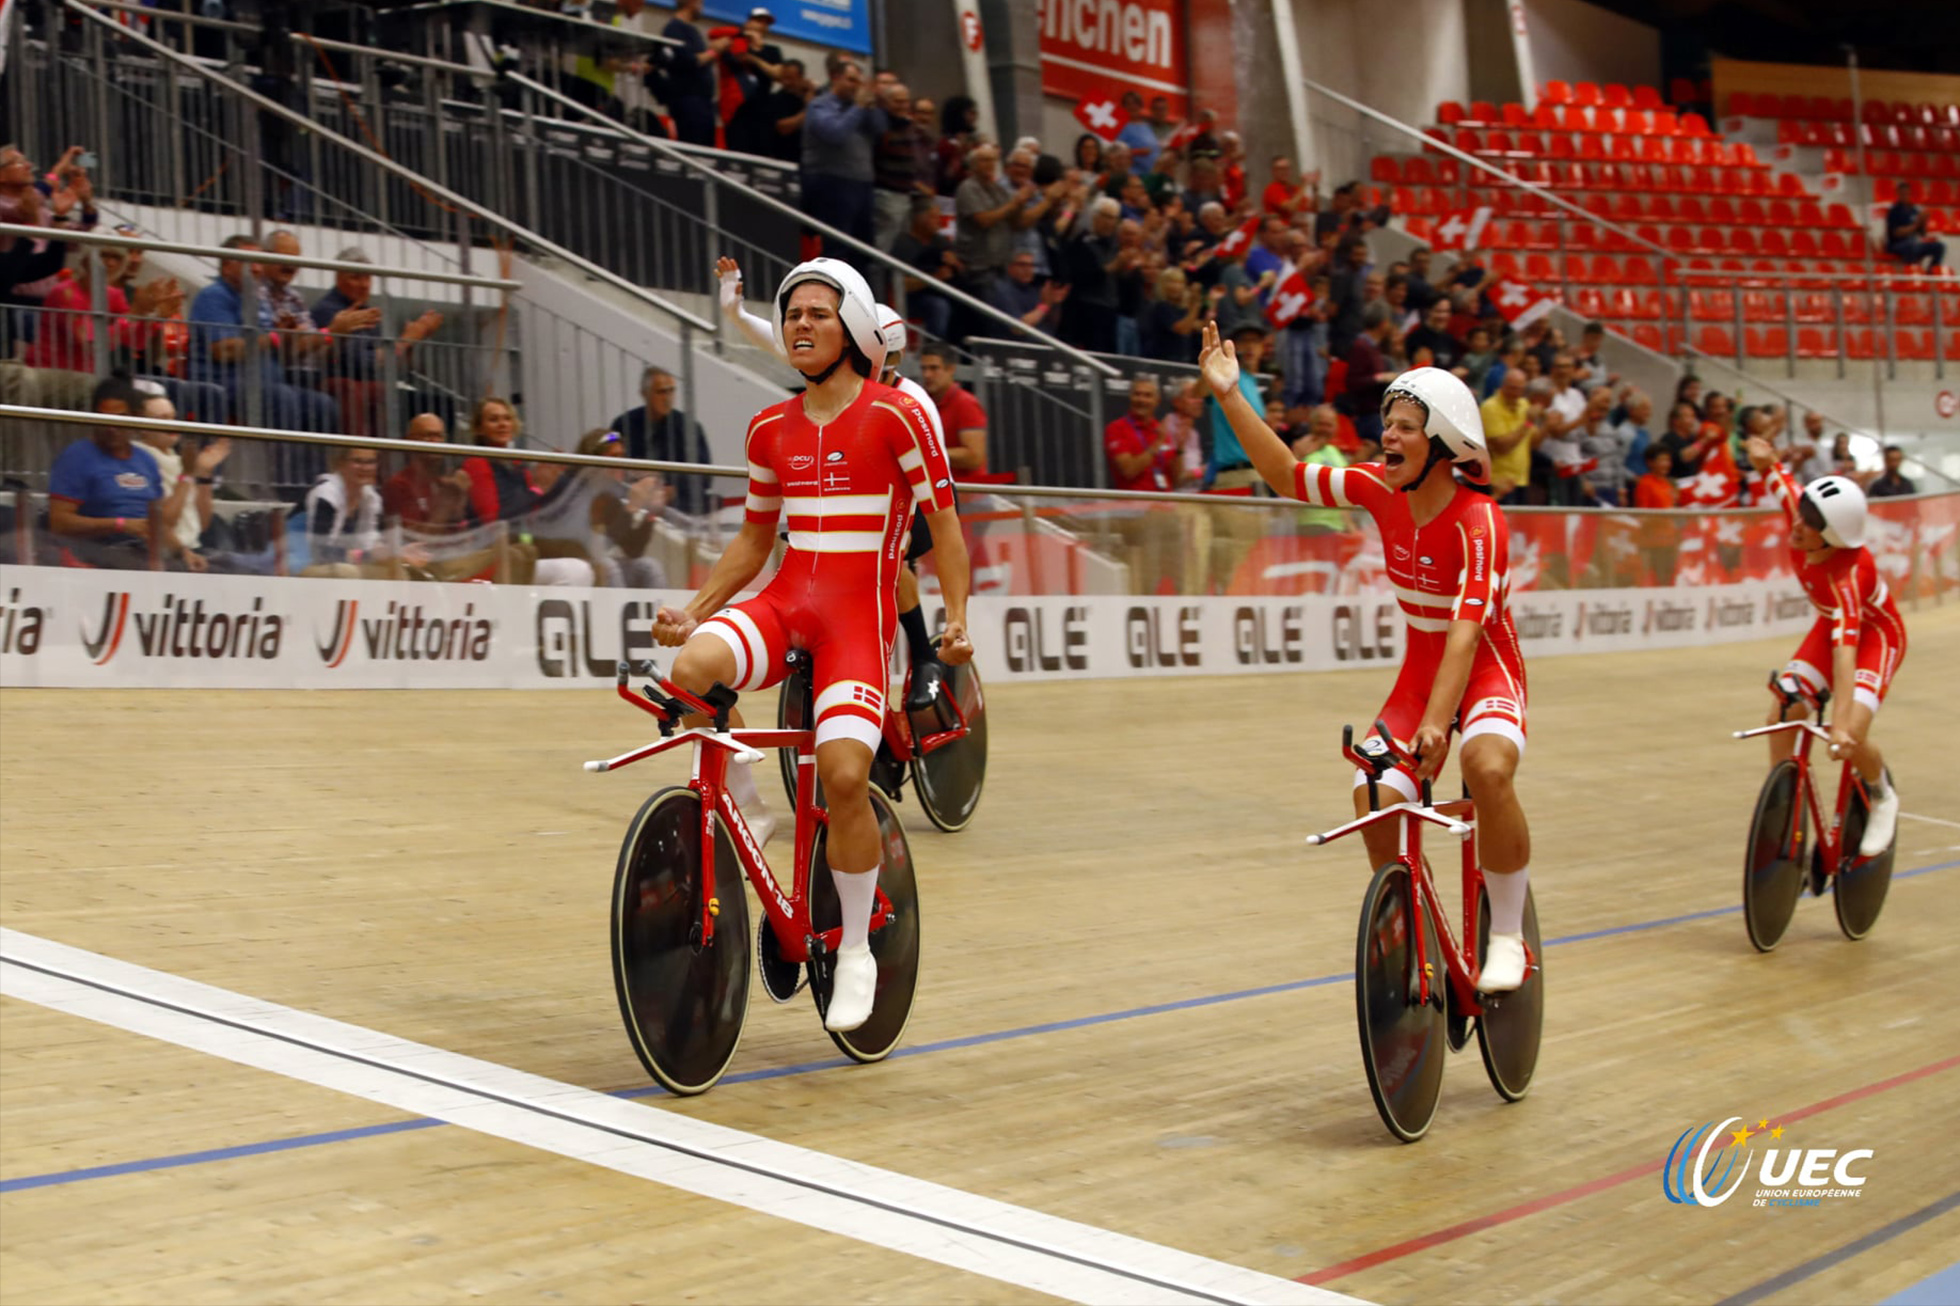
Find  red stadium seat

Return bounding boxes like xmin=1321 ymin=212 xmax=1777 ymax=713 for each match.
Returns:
xmin=1706 ymin=196 xmax=1738 ymax=224
xmin=1746 ymin=327 xmax=1789 ymax=357
xmin=1736 ymin=197 xmax=1767 ymax=226
xmin=1632 ymin=323 xmax=1665 ymax=351
xmin=1895 ymin=329 xmax=1934 ymax=361
xmin=1573 ymin=287 xmax=1608 ymax=318
xmin=1525 ymin=253 xmax=1558 ymax=281
xmin=1689 ymin=290 xmax=1728 ymax=320
xmin=1542 ymin=80 xmax=1572 ymax=106
xmin=1651 ymin=108 xmax=1681 ymax=137
xmin=1502 ymin=101 xmax=1530 ymax=128
xmin=1796 ymin=327 xmax=1835 ymax=358
xmin=1578 ymin=135 xmax=1606 ymax=161
xmin=1695 ymin=324 xmax=1738 ymax=357
xmin=1946 ymin=332 xmax=1960 ymax=362
xmin=1778 ymin=172 xmax=1809 ymax=197
xmin=1766 ymin=198 xmax=1796 ymax=226
xmin=1405 ymin=156 xmax=1436 ymax=185
xmin=1469 ymin=99 xmax=1499 ymax=125
xmin=1603 ymin=83 xmax=1632 ymax=109
xmin=1634 ymin=85 xmax=1662 ymax=110
xmin=1942 ymin=294 xmax=1960 ymax=328
xmin=1844 ymin=327 xmax=1876 ymax=359
xmin=1575 ymin=81 xmax=1602 ymax=107
xmin=1547 ymin=132 xmax=1575 ymax=160
xmin=1698 ymin=226 xmax=1728 ymax=254
xmin=1563 ymin=253 xmax=1593 ymax=283
xmin=1788 ymin=230 xmax=1821 ymax=259
xmin=1676 ymin=195 xmax=1707 ymax=224
xmin=1793 ymin=293 xmax=1833 ymax=322
xmin=1728 ymin=228 xmax=1759 ymax=257
xmin=1490 ymin=252 xmax=1523 ymax=279
xmin=1371 ymin=156 xmax=1402 ymax=184
xmin=1795 ymin=199 xmax=1827 ymax=228
xmin=1896 ymin=295 xmax=1932 ymax=326
xmin=1438 ymin=101 xmax=1466 ymax=125
xmin=1623 ymin=256 xmax=1661 ymax=286
xmin=1841 ymin=293 xmax=1873 ymax=325
xmin=1668 ymin=77 xmax=1697 ymax=106
xmin=1680 ymin=111 xmax=1712 ymax=137
xmin=1560 ymin=106 xmax=1590 ymax=134
xmin=1531 ymin=103 xmax=1561 ymax=131
xmin=1819 ymin=230 xmax=1853 ymax=260
xmin=1742 ymin=291 xmax=1778 ymax=321
xmin=1758 ymin=229 xmax=1790 ymax=258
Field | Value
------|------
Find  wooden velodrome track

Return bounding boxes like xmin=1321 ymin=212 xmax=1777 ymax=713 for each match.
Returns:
xmin=2 ymin=608 xmax=1957 ymax=1306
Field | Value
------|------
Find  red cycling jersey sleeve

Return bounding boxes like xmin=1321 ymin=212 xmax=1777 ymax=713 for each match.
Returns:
xmin=1761 ymin=461 xmax=1803 ymax=529
xmin=1451 ymin=497 xmax=1508 ymax=626
xmin=742 ymin=410 xmax=786 ymax=529
xmin=1823 ymin=551 xmax=1878 ymax=647
xmin=1291 ymin=460 xmax=1395 ymax=514
xmin=873 ymin=390 xmax=956 ymax=517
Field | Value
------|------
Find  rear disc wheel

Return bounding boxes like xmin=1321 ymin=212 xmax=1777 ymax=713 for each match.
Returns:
xmin=1833 ymin=788 xmax=1893 ymax=940
xmin=910 ymin=661 xmax=988 ymax=833
xmin=1475 ymin=885 xmax=1544 ymax=1103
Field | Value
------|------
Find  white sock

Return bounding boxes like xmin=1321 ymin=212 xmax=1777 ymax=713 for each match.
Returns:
xmin=1866 ymin=769 xmax=1889 ymax=800
xmin=830 ymin=864 xmax=879 ymax=951
xmin=1485 ymin=866 xmax=1529 ymax=937
xmin=727 ymin=757 xmax=768 ymax=817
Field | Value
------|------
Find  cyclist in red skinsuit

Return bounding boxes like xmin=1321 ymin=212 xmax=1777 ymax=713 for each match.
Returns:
xmin=1744 ymin=436 xmax=1904 ymax=856
xmin=655 ymin=259 xmax=973 ymax=1034
xmin=1199 ymin=322 xmax=1535 ymax=991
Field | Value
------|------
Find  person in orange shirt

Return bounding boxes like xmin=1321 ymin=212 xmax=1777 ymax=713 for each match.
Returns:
xmin=1632 ymin=444 xmax=1679 ymax=584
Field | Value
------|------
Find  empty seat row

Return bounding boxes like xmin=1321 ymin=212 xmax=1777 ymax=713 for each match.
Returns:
xmin=1822 ymin=148 xmax=1960 ymax=180
xmin=1725 ymin=93 xmax=1960 ymax=127
xmin=1443 ymin=128 xmax=1766 ymax=167
xmin=1437 ymin=100 xmax=1710 ymax=136
xmin=1777 ymin=120 xmax=1959 ymax=153
xmin=1607 ymin=323 xmax=1960 ymax=362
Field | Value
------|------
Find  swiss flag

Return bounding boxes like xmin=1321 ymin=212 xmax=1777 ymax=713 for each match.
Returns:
xmin=1164 ymin=119 xmax=1206 ymax=153
xmin=1678 ymin=437 xmax=1742 ymax=508
xmin=1553 ymin=455 xmax=1600 ymax=479
xmin=1213 ymin=216 xmax=1260 ymax=260
xmin=1265 ymin=270 xmax=1314 ymax=328
xmin=1429 ymin=205 xmax=1493 ymax=252
xmin=1492 ymin=278 xmax=1558 ymax=328
xmin=1073 ymin=97 xmax=1123 ymax=143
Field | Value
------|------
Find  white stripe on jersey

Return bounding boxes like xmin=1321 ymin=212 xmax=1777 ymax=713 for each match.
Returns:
xmin=815 ymin=679 xmax=885 ymax=719
xmin=746 ymin=492 xmax=781 ymax=514
xmin=787 ymin=530 xmax=886 ymax=553
xmin=782 ymin=493 xmax=891 ymax=517
xmin=897 ymin=448 xmax=925 ymax=472
xmin=1403 ymin=612 xmax=1452 ymax=633
xmin=747 ymin=461 xmax=779 ymax=485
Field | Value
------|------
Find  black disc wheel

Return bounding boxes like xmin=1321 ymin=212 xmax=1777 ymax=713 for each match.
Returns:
xmin=1475 ymin=884 xmax=1544 ymax=1103
xmin=1834 ymin=788 xmax=1894 ymax=941
xmin=610 ymin=787 xmax=752 ymax=1096
xmin=807 ymin=790 xmax=921 ymax=1063
xmin=909 ymin=661 xmax=988 ymax=833
xmin=1743 ymin=760 xmax=1807 ymax=953
xmin=777 ymin=671 xmax=816 ymax=810
xmin=757 ymin=919 xmax=805 ymax=1004
xmin=1354 ymin=862 xmax=1447 ymax=1143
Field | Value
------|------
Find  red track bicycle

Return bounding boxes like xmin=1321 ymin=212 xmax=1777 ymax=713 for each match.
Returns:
xmin=1305 ymin=723 xmax=1545 ymax=1143
xmin=1734 ymin=673 xmax=1895 ymax=951
xmin=584 ymin=651 xmax=920 ymax=1096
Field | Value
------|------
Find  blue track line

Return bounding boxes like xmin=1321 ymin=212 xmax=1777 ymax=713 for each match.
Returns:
xmin=1718 ymin=1191 xmax=1960 ymax=1306
xmin=4 ymin=859 xmax=1955 ymax=1196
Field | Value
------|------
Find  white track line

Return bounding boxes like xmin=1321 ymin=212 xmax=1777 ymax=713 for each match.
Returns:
xmin=1899 ymin=811 xmax=1960 ymax=831
xmin=0 ymin=929 xmax=1357 ymax=1306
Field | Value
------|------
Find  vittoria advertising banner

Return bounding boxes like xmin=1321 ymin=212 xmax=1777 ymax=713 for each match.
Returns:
xmin=1 ymin=567 xmax=1822 ymax=690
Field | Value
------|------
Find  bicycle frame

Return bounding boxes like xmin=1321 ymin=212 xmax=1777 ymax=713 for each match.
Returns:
xmin=1732 ymin=719 xmax=1869 ymax=877
xmin=1304 ymin=723 xmax=1501 ymax=1018
xmin=586 ymin=662 xmax=895 ymax=963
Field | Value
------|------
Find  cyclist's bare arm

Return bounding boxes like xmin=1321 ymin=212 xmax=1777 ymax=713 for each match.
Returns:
xmin=923 ymin=502 xmax=973 ymax=664
xmin=1414 ymin=620 xmax=1483 ymax=776
xmin=1198 ymin=320 xmax=1300 ymax=498
xmin=655 ymin=519 xmax=777 ymax=640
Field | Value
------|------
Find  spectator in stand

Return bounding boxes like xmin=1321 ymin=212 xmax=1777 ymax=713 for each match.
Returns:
xmin=1829 ymin=430 xmax=1859 ymax=479
xmin=1262 ymin=157 xmax=1316 ymax=221
xmin=521 ymin=429 xmax=653 ymax=589
xmin=1340 ymin=302 xmax=1397 ymax=448
xmin=1142 ymin=146 xmax=1183 ymax=209
xmin=953 ymin=142 xmax=1018 ymax=315
xmin=1003 ymin=149 xmax=1065 ymax=275
xmin=935 ymin=95 xmax=980 ymax=196
xmin=1674 ymin=373 xmax=1704 ymax=417
xmin=655 ymin=0 xmax=724 ymax=147
xmin=1700 ymin=391 xmax=1735 ymax=447
xmin=1786 ymin=409 xmax=1832 ymax=482
xmin=186 ymin=235 xmax=338 ymax=433
xmin=1632 ymin=444 xmax=1679 ymax=584
xmin=1381 ymin=271 xmax=1417 ymax=335
xmin=46 ymin=374 xmax=162 ymax=569
xmin=1540 ymin=389 xmax=1597 ymax=508
xmin=871 ymin=81 xmax=933 ymax=252
xmin=1402 ymin=246 xmax=1444 ymax=313
xmin=1571 ymin=320 xmax=1614 ymax=392
xmin=1574 ymin=385 xmax=1629 ymax=507
xmin=1072 ymin=134 xmax=1105 ymax=177
xmin=1139 ymin=266 xmax=1204 ymax=364
xmin=1201 ymin=323 xmax=1271 ymax=591
xmin=1114 ymin=92 xmax=1160 ymax=171
xmin=991 ymin=248 xmax=1066 ymax=332
xmin=1182 ymin=158 xmax=1224 ymax=215
xmin=1145 ymin=95 xmax=1178 ymax=145
xmin=1243 ymin=218 xmax=1288 ymax=293
xmin=1054 ymin=196 xmax=1122 ymax=353
xmin=384 ymin=412 xmax=476 ymax=534
xmin=1162 ymin=377 xmax=1208 ymax=484
xmin=1326 ymin=236 xmax=1372 ymax=355
xmin=1290 ymin=404 xmax=1351 ymax=534
xmin=1459 ymin=325 xmax=1497 ymax=394
xmin=1111 ymin=218 xmax=1149 ymax=356
xmin=0 ymin=145 xmax=95 ymax=336
xmin=1885 ymin=182 xmax=1945 ymax=273
xmin=727 ymin=56 xmax=810 ymax=162
xmin=803 ymin=57 xmax=885 ymax=247
xmin=461 ymin=396 xmax=539 ymax=526
xmin=1541 ymin=351 xmax=1587 ymax=438
xmin=1102 ymin=375 xmax=1183 ymax=593
xmin=734 ymin=8 xmax=786 ymax=91
xmin=311 ymin=246 xmax=443 ymax=439
xmin=133 ymin=386 xmax=229 ymax=571
xmin=892 ymin=196 xmax=959 ymax=341
xmin=26 ymin=245 xmax=180 ymax=373
xmin=1616 ymin=389 xmax=1655 ymax=476
xmin=1868 ymin=445 xmax=1917 ymax=497
xmin=1099 ymin=143 xmax=1135 ymax=200
xmin=1481 ymin=366 xmax=1539 ymax=504
xmin=1656 ymin=400 xmax=1713 ymax=477
xmin=1481 ymin=335 xmax=1523 ymax=398
xmin=301 ymin=445 xmax=435 ymax=579
xmin=568 ymin=0 xmax=656 ymax=128
xmin=1217 ymin=132 xmax=1247 ymax=209
xmin=1404 ymin=298 xmax=1463 ymax=375
xmin=919 ymin=342 xmax=988 ymax=476
xmin=607 ymin=364 xmax=715 ymax=515
xmin=1204 ymin=229 xmax=1262 ymax=342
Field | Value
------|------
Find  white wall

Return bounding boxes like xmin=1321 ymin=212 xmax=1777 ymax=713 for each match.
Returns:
xmin=1292 ymin=0 xmax=1471 ymax=181
xmin=1523 ymin=0 xmax=1661 ymax=97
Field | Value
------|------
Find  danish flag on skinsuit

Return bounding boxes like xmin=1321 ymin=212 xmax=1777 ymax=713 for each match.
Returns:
xmin=1493 ymin=278 xmax=1558 ymax=329
xmin=1266 ymin=270 xmax=1314 ymax=328
xmin=1214 ymin=216 xmax=1261 ymax=260
xmin=1429 ymin=206 xmax=1493 ymax=252
xmin=1073 ymin=97 xmax=1123 ymax=143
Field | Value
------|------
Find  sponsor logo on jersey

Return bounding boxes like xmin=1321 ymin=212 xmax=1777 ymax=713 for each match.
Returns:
xmin=790 ymin=454 xmax=815 ymax=470
xmin=826 ymin=450 xmax=846 ymax=462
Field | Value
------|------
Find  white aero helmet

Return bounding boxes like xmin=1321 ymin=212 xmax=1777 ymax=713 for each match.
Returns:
xmin=1380 ymin=365 xmax=1487 ymax=470
xmin=1798 ymin=474 xmax=1867 ymax=549
xmin=875 ymin=304 xmax=907 ymax=372
xmin=773 ymin=257 xmax=887 ymax=378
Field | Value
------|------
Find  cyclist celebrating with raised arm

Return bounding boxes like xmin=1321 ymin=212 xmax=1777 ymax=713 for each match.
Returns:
xmin=1743 ymin=435 xmax=1904 ymax=855
xmin=657 ymin=259 xmax=973 ymax=1032
xmin=1198 ymin=320 xmax=1535 ymax=991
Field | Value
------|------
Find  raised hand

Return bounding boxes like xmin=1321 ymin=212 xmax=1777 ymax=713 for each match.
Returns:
xmin=715 ymin=255 xmax=744 ymax=312
xmin=1197 ymin=319 xmax=1239 ymax=398
xmin=653 ymin=604 xmax=698 ymax=647
xmin=193 ymin=437 xmax=232 ymax=477
xmin=1743 ymin=435 xmax=1777 ymax=472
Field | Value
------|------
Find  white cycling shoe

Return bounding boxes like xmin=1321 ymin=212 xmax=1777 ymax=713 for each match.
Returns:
xmin=1860 ymin=781 xmax=1899 ymax=858
xmin=823 ymin=944 xmax=877 ymax=1032
xmin=1480 ymin=932 xmax=1528 ymax=993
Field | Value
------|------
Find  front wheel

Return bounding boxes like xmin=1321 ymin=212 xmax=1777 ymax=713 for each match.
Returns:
xmin=1743 ymin=760 xmax=1807 ymax=953
xmin=1355 ymin=862 xmax=1447 ymax=1143
xmin=1475 ymin=885 xmax=1544 ymax=1103
xmin=611 ymin=787 xmax=752 ymax=1096
xmin=808 ymin=789 xmax=921 ymax=1063
xmin=910 ymin=660 xmax=988 ymax=833
xmin=1833 ymin=787 xmax=1893 ymax=940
